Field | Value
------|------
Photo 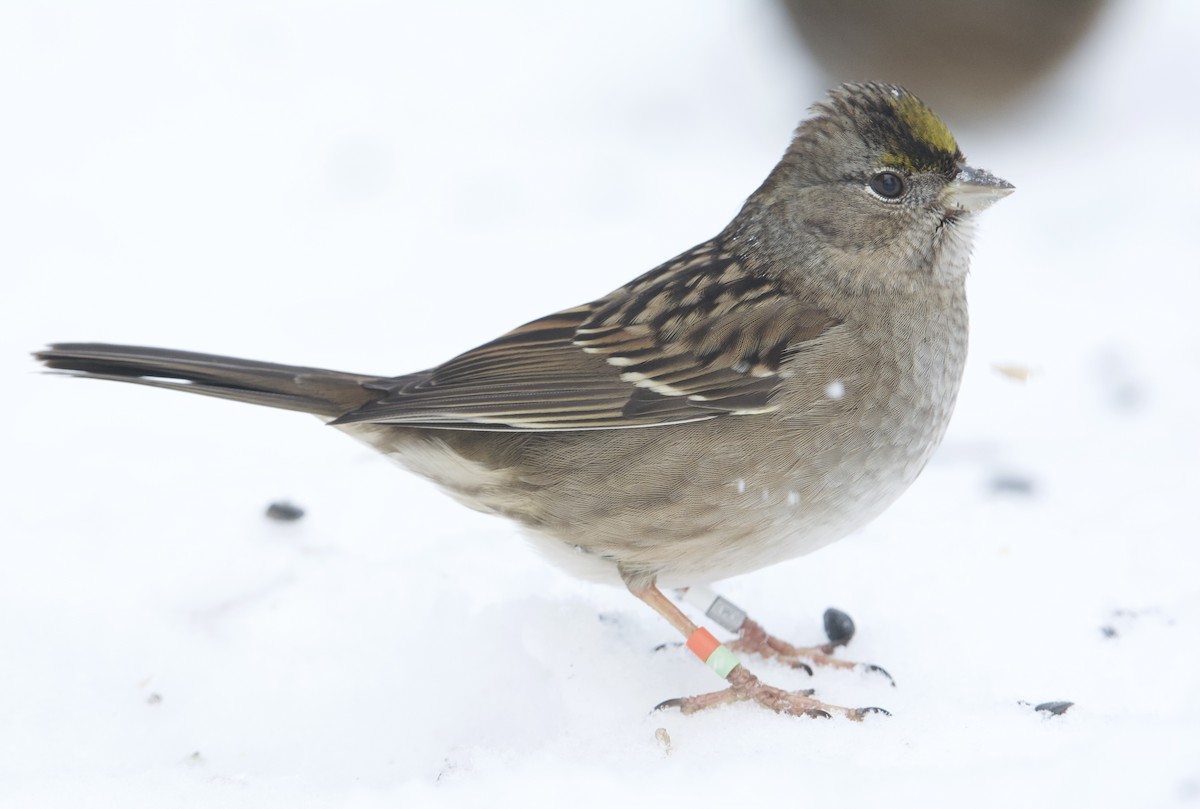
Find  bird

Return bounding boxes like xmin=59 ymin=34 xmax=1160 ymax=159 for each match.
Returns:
xmin=35 ymin=81 xmax=1012 ymax=719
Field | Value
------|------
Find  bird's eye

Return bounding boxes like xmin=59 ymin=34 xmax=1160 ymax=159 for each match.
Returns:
xmin=869 ymin=171 xmax=906 ymax=199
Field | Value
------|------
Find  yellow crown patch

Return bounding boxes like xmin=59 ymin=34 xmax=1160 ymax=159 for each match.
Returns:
xmin=882 ymin=94 xmax=958 ymax=172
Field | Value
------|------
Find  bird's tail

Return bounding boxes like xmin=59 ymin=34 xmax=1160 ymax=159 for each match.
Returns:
xmin=35 ymin=343 xmax=385 ymax=418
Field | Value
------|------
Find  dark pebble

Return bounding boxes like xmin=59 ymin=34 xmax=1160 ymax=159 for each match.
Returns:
xmin=988 ymin=474 xmax=1037 ymax=496
xmin=1035 ymin=700 xmax=1074 ymax=716
xmin=265 ymin=501 xmax=305 ymax=521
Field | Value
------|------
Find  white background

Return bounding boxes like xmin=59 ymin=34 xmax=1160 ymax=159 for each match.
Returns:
xmin=3 ymin=1 xmax=1198 ymax=806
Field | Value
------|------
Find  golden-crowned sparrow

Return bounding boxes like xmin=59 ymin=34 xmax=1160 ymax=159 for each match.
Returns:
xmin=36 ymin=82 xmax=1012 ymax=718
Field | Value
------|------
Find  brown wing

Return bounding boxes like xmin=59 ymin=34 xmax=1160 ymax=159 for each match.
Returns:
xmin=332 ymin=243 xmax=841 ymax=431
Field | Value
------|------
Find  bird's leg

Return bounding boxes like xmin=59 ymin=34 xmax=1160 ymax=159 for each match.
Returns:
xmin=680 ymin=586 xmax=893 ymax=683
xmin=624 ymin=575 xmax=886 ymax=719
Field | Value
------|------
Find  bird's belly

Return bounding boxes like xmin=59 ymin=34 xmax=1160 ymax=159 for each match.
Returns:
xmin=517 ymin=387 xmax=957 ymax=587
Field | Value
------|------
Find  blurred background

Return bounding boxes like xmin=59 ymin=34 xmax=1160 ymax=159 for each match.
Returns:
xmin=782 ymin=0 xmax=1110 ymax=119
xmin=2 ymin=1 xmax=1198 ymax=807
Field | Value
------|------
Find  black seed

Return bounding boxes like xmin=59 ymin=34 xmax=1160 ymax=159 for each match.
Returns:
xmin=824 ymin=607 xmax=856 ymax=645
xmin=265 ymin=501 xmax=305 ymax=521
xmin=988 ymin=474 xmax=1037 ymax=496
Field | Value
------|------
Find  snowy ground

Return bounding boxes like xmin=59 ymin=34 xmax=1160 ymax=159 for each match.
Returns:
xmin=3 ymin=1 xmax=1199 ymax=807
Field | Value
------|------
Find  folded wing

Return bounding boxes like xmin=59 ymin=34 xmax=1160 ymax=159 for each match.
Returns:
xmin=334 ymin=244 xmax=841 ymax=431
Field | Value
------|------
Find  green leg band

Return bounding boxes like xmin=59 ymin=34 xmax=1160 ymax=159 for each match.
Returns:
xmin=705 ymin=645 xmax=741 ymax=679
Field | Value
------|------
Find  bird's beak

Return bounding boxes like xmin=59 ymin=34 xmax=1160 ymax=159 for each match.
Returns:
xmin=943 ymin=165 xmax=1014 ymax=213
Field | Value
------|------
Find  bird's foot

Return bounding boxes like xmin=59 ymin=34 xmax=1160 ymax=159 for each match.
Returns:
xmin=656 ymin=665 xmax=889 ymax=720
xmin=728 ymin=617 xmax=894 ymax=684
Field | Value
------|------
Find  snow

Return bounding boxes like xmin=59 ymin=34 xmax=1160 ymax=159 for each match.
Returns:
xmin=3 ymin=1 xmax=1199 ymax=806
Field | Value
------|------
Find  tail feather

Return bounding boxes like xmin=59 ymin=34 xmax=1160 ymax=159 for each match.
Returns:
xmin=35 ymin=343 xmax=386 ymax=418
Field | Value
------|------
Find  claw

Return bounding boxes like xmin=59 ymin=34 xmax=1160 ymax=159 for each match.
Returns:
xmin=852 ymin=706 xmax=892 ymax=719
xmin=863 ymin=663 xmax=895 ymax=686
xmin=654 ymin=697 xmax=685 ymax=712
xmin=803 ymin=708 xmax=832 ymax=719
xmin=790 ymin=661 xmax=815 ymax=677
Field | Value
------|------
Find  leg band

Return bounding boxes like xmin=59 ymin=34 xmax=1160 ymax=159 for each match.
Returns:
xmin=686 ymin=627 xmax=741 ymax=679
xmin=681 ymin=586 xmax=748 ymax=632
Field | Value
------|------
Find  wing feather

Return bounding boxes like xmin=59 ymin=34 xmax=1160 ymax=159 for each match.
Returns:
xmin=332 ymin=243 xmax=840 ymax=431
